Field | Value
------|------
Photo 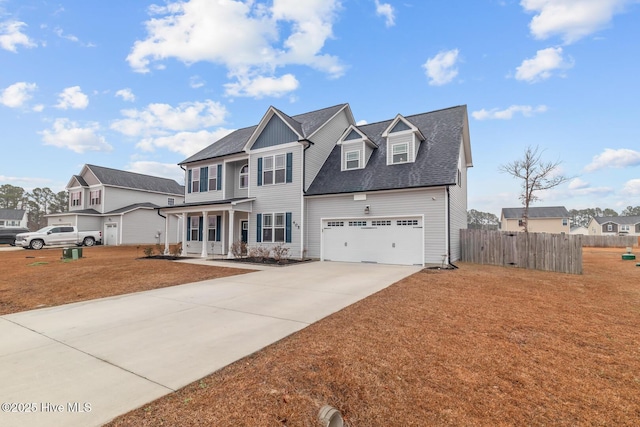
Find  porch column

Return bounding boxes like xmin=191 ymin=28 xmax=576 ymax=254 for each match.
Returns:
xmin=181 ymin=212 xmax=188 ymax=256
xmin=201 ymin=211 xmax=208 ymax=258
xmin=163 ymin=212 xmax=170 ymax=255
xmin=227 ymin=210 xmax=235 ymax=258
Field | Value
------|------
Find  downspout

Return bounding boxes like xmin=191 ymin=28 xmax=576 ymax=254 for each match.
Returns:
xmin=446 ymin=186 xmax=458 ymax=269
xmin=300 ymin=139 xmax=314 ymax=259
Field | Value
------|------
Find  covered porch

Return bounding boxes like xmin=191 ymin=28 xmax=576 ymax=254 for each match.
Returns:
xmin=159 ymin=198 xmax=253 ymax=258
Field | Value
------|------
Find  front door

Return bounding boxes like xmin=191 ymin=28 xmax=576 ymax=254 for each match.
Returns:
xmin=241 ymin=220 xmax=248 ymax=243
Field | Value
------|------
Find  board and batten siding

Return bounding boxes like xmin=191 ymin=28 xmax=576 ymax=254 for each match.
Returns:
xmin=447 ymin=138 xmax=468 ymax=262
xmin=248 ymin=144 xmax=304 ymax=256
xmin=304 ymin=109 xmax=351 ymax=191
xmin=305 ymin=188 xmax=447 ymax=264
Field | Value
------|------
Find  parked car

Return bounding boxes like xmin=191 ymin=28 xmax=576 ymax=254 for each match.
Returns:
xmin=15 ymin=226 xmax=102 ymax=250
xmin=0 ymin=227 xmax=30 ymax=245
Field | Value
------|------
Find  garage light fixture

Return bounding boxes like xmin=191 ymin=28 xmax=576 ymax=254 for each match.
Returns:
xmin=364 ymin=205 xmax=370 ymax=214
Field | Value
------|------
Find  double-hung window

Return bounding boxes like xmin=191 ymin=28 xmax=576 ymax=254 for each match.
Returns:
xmin=260 ymin=154 xmax=289 ymax=185
xmin=262 ymin=214 xmax=273 ymax=242
xmin=239 ymin=164 xmax=248 ymax=189
xmin=345 ymin=150 xmax=360 ymax=170
xmin=208 ymin=216 xmax=217 ymax=241
xmin=391 ymin=142 xmax=409 ymax=164
xmin=191 ymin=168 xmax=200 ymax=193
xmin=274 ymin=213 xmax=285 ymax=242
xmin=189 ymin=216 xmax=200 ymax=241
xmin=90 ymin=190 xmax=101 ymax=206
xmin=71 ymin=191 xmax=82 ymax=207
xmin=208 ymin=166 xmax=217 ymax=191
xmin=257 ymin=212 xmax=291 ymax=243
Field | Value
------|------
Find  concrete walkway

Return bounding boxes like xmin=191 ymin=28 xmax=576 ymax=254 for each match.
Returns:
xmin=0 ymin=261 xmax=420 ymax=427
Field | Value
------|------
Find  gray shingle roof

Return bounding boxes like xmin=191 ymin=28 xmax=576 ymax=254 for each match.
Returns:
xmin=306 ymin=105 xmax=468 ymax=196
xmin=592 ymin=215 xmax=640 ymax=225
xmin=180 ymin=104 xmax=348 ymax=165
xmin=73 ymin=175 xmax=88 ymax=187
xmin=0 ymin=208 xmax=25 ymax=220
xmin=105 ymin=202 xmax=159 ymax=214
xmin=502 ymin=206 xmax=569 ymax=219
xmin=86 ymin=165 xmax=183 ymax=195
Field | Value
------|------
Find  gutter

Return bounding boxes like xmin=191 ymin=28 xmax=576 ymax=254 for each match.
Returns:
xmin=446 ymin=186 xmax=458 ymax=269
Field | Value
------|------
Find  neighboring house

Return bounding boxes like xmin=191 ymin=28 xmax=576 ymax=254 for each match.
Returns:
xmin=587 ymin=215 xmax=640 ymax=236
xmin=159 ymin=103 xmax=472 ymax=266
xmin=500 ymin=206 xmax=570 ymax=233
xmin=570 ymin=225 xmax=588 ymax=235
xmin=46 ymin=164 xmax=185 ymax=245
xmin=0 ymin=208 xmax=27 ymax=228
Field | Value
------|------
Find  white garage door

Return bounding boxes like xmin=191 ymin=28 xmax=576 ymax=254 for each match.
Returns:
xmin=322 ymin=217 xmax=423 ymax=265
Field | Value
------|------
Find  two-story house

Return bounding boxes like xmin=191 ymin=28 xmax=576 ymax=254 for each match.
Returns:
xmin=500 ymin=206 xmax=571 ymax=233
xmin=587 ymin=215 xmax=640 ymax=236
xmin=46 ymin=165 xmax=184 ymax=246
xmin=159 ymin=103 xmax=472 ymax=266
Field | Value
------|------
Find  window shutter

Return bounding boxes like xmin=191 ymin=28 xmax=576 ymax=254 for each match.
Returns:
xmin=200 ymin=167 xmax=208 ymax=192
xmin=216 ymin=215 xmax=221 ymax=241
xmin=286 ymin=152 xmax=293 ymax=183
xmin=187 ymin=170 xmax=192 ymax=194
xmin=217 ymin=164 xmax=222 ymax=191
xmin=198 ymin=216 xmax=203 ymax=241
xmin=186 ymin=217 xmax=191 ymax=241
xmin=257 ymin=157 xmax=263 ymax=186
xmin=256 ymin=213 xmax=262 ymax=242
xmin=285 ymin=212 xmax=292 ymax=243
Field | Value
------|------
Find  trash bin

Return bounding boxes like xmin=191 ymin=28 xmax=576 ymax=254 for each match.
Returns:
xmin=62 ymin=247 xmax=72 ymax=259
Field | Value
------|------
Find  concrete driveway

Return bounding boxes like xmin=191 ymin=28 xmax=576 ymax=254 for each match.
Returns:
xmin=0 ymin=261 xmax=420 ymax=427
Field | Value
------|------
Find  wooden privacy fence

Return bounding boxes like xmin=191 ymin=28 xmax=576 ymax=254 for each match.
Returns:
xmin=460 ymin=230 xmax=583 ymax=275
xmin=581 ymin=235 xmax=639 ymax=248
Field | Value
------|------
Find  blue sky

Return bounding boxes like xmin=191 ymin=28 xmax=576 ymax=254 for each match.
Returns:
xmin=2 ymin=0 xmax=639 ymax=217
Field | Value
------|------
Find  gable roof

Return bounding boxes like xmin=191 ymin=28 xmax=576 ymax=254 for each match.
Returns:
xmin=591 ymin=215 xmax=640 ymax=225
xmin=83 ymin=165 xmax=184 ymax=195
xmin=0 ymin=208 xmax=25 ymax=220
xmin=501 ymin=206 xmax=570 ymax=219
xmin=180 ymin=104 xmax=350 ymax=165
xmin=306 ymin=105 xmax=470 ymax=196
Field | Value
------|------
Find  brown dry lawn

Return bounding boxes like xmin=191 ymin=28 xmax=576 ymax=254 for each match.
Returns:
xmin=0 ymin=245 xmax=247 ymax=315
xmin=2 ymin=245 xmax=640 ymax=425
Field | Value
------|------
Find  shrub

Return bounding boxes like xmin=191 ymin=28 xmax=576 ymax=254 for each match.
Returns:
xmin=271 ymin=243 xmax=290 ymax=263
xmin=248 ymin=245 xmax=270 ymax=261
xmin=171 ymin=242 xmax=182 ymax=257
xmin=143 ymin=246 xmax=154 ymax=257
xmin=230 ymin=240 xmax=247 ymax=258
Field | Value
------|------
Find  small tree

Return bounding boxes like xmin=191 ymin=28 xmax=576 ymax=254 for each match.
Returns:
xmin=500 ymin=145 xmax=569 ymax=232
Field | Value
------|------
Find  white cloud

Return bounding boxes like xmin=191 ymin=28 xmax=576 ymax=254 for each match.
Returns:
xmin=423 ymin=49 xmax=460 ymax=86
xmin=0 ymin=20 xmax=36 ymax=52
xmin=54 ymin=27 xmax=78 ymax=43
xmin=0 ymin=82 xmax=37 ymax=108
xmin=126 ymin=161 xmax=185 ymax=184
xmin=584 ymin=148 xmax=640 ymax=172
xmin=568 ymin=177 xmax=589 ymax=190
xmin=136 ymin=128 xmax=234 ymax=157
xmin=126 ymin=0 xmax=343 ymax=98
xmin=224 ymin=73 xmax=299 ymax=98
xmin=56 ymin=86 xmax=89 ymax=110
xmin=622 ymin=179 xmax=640 ymax=196
xmin=189 ymin=76 xmax=205 ymax=89
xmin=521 ymin=0 xmax=635 ymax=44
xmin=115 ymin=88 xmax=136 ymax=102
xmin=515 ymin=47 xmax=573 ymax=82
xmin=40 ymin=119 xmax=113 ymax=153
xmin=356 ymin=119 xmax=368 ymax=126
xmin=472 ymin=104 xmax=547 ymax=120
xmin=32 ymin=104 xmax=44 ymax=112
xmin=374 ymin=0 xmax=396 ymax=27
xmin=111 ymin=100 xmax=228 ymax=136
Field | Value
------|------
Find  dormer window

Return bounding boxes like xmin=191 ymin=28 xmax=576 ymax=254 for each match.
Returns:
xmin=345 ymin=150 xmax=360 ymax=170
xmin=391 ymin=142 xmax=409 ymax=164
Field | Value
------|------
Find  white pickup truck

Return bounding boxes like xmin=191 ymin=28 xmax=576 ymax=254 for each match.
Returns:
xmin=15 ymin=226 xmax=102 ymax=250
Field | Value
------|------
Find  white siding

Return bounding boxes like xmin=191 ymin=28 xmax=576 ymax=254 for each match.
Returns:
xmin=120 ymin=208 xmax=168 ymax=245
xmin=304 ymin=109 xmax=352 ymax=191
xmin=305 ymin=188 xmax=447 ymax=265
xmin=183 ymin=161 xmax=225 ymax=204
xmin=103 ymin=187 xmax=183 ymax=213
xmin=249 ymin=145 xmax=303 ymax=257
xmin=341 ymin=141 xmax=364 ymax=170
xmin=448 ymin=138 xmax=468 ymax=262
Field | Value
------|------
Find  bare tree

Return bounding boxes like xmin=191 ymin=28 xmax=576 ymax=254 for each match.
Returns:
xmin=500 ymin=145 xmax=569 ymax=232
